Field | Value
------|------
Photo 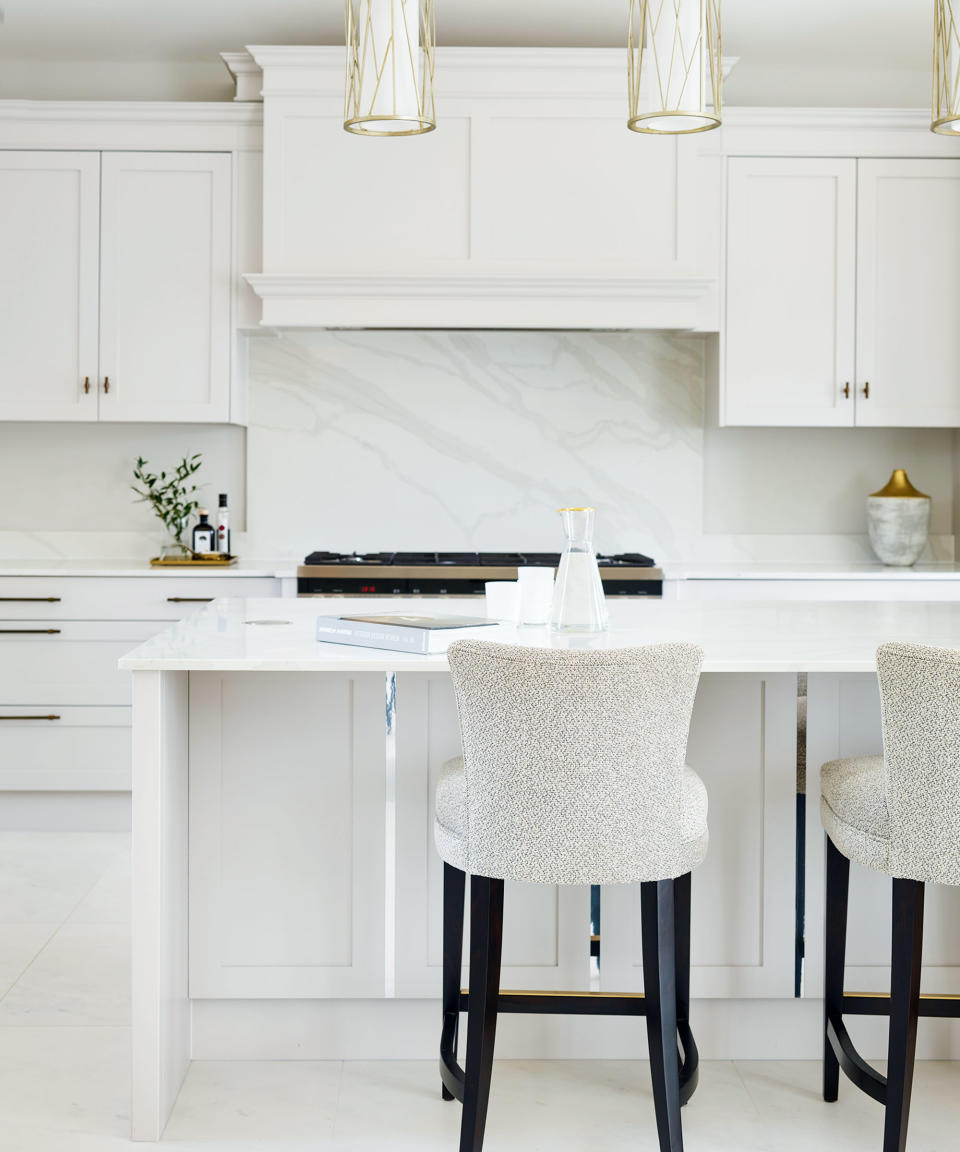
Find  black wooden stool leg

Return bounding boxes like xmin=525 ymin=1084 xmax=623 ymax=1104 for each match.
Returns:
xmin=459 ymin=875 xmax=504 ymax=1152
xmin=883 ymin=878 xmax=924 ymax=1152
xmin=673 ymin=871 xmax=698 ymax=1105
xmin=441 ymin=863 xmax=466 ymax=1100
xmin=823 ymin=835 xmax=850 ymax=1102
xmin=641 ymin=878 xmax=684 ymax=1152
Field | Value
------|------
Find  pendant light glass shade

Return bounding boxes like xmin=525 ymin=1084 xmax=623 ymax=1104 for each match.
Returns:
xmin=344 ymin=0 xmax=436 ymax=136
xmin=627 ymin=0 xmax=722 ymax=134
xmin=933 ymin=0 xmax=960 ymax=134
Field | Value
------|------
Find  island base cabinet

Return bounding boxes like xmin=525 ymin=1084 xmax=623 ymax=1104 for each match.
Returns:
xmin=394 ymin=671 xmax=799 ymax=1000
xmin=188 ymin=672 xmax=387 ymax=998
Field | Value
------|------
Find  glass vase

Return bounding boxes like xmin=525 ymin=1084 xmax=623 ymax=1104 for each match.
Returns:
xmin=550 ymin=507 xmax=609 ymax=634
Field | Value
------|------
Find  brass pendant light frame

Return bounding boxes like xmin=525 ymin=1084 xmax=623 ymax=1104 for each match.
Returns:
xmin=627 ymin=0 xmax=722 ymax=135
xmin=344 ymin=0 xmax=437 ymax=136
xmin=933 ymin=0 xmax=960 ymax=135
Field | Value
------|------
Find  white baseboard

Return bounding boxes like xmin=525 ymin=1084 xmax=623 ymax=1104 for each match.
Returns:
xmin=190 ymin=998 xmax=960 ymax=1063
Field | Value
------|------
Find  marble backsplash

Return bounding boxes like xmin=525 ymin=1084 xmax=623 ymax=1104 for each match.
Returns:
xmin=244 ymin=329 xmax=956 ymax=564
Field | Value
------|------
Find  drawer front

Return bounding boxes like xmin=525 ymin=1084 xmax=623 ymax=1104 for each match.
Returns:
xmin=0 ymin=621 xmax=158 ymax=705
xmin=0 ymin=706 xmax=130 ymax=790
xmin=0 ymin=576 xmax=281 ymax=620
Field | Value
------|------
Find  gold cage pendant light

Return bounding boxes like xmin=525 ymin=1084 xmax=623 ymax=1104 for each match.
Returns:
xmin=344 ymin=0 xmax=436 ymax=135
xmin=628 ymin=0 xmax=722 ymax=134
xmin=933 ymin=0 xmax=960 ymax=134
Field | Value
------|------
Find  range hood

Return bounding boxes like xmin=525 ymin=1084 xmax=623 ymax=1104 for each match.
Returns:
xmin=236 ymin=47 xmax=724 ymax=331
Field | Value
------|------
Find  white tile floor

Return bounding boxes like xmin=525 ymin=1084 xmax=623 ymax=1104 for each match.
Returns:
xmin=0 ymin=830 xmax=957 ymax=1150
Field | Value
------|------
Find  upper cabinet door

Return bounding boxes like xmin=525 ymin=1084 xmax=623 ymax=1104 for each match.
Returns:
xmin=855 ymin=159 xmax=960 ymax=428
xmin=723 ymin=158 xmax=857 ymax=427
xmin=98 ymin=152 xmax=231 ymax=423
xmin=0 ymin=152 xmax=100 ymax=421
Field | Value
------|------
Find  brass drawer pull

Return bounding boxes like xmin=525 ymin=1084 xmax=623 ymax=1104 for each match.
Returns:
xmin=103 ymin=376 xmax=110 ymax=394
xmin=167 ymin=597 xmax=215 ymax=603
xmin=0 ymin=597 xmax=61 ymax=603
xmin=83 ymin=376 xmax=91 ymax=394
xmin=0 ymin=714 xmax=60 ymax=721
xmin=0 ymin=628 xmax=61 ymax=634
xmin=841 ymin=382 xmax=850 ymax=399
xmin=862 ymin=382 xmax=870 ymax=399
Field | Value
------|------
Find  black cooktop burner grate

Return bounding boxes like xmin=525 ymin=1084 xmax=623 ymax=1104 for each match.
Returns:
xmin=303 ymin=550 xmax=655 ymax=568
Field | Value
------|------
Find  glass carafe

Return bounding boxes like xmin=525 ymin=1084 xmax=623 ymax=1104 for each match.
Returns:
xmin=550 ymin=507 xmax=609 ymax=633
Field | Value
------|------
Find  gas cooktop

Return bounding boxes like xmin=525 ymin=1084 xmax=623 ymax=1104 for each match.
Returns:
xmin=298 ymin=550 xmax=661 ymax=597
xmin=303 ymin=551 xmax=655 ymax=568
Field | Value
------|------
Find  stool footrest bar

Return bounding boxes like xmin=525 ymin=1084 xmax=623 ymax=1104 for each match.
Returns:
xmin=458 ymin=989 xmax=648 ymax=1017
xmin=843 ymin=992 xmax=960 ymax=1019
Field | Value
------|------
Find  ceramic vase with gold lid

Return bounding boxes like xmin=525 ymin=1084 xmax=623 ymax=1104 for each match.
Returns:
xmin=866 ymin=470 xmax=931 ymax=566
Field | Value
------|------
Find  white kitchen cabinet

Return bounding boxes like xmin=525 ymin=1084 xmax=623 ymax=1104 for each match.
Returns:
xmin=0 ymin=573 xmax=282 ymax=791
xmin=723 ymin=157 xmax=856 ymax=427
xmin=0 ymin=150 xmax=232 ymax=423
xmin=723 ymin=156 xmax=960 ymax=428
xmin=188 ymin=671 xmax=388 ymax=998
xmin=855 ymin=159 xmax=960 ymax=427
xmin=0 ymin=151 xmax=101 ymax=421
xmin=99 ymin=152 xmax=232 ymax=422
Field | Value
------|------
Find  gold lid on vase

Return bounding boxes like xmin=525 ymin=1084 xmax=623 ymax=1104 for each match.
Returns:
xmin=869 ymin=470 xmax=929 ymax=500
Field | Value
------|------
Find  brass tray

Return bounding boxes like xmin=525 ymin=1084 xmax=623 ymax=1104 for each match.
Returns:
xmin=149 ymin=554 xmax=237 ymax=568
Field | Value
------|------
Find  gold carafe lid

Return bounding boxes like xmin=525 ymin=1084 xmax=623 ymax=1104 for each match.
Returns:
xmin=870 ymin=469 xmax=929 ymax=499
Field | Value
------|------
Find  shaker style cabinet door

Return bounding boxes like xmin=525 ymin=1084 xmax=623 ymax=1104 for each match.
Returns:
xmin=722 ymin=157 xmax=857 ymax=427
xmin=0 ymin=152 xmax=100 ymax=421
xmin=98 ymin=152 xmax=231 ymax=422
xmin=855 ymin=159 xmax=960 ymax=428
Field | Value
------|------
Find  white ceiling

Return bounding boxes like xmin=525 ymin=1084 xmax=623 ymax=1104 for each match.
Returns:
xmin=0 ymin=0 xmax=937 ymax=106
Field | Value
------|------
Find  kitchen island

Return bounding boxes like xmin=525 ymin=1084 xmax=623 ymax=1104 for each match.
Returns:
xmin=120 ymin=596 xmax=960 ymax=1139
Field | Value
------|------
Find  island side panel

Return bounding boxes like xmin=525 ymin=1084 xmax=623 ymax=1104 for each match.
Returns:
xmin=394 ymin=672 xmax=590 ymax=998
xmin=601 ymin=672 xmax=798 ymax=1000
xmin=188 ymin=671 xmax=386 ymax=998
xmin=130 ymin=669 xmax=190 ymax=1142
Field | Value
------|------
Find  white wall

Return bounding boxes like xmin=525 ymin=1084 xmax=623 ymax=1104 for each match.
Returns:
xmin=0 ymin=422 xmax=245 ymax=559
xmin=243 ymin=329 xmax=956 ymax=564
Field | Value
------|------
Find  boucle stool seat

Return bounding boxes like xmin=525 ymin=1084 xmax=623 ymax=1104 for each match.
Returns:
xmin=434 ymin=639 xmax=707 ymax=1152
xmin=820 ymin=755 xmax=890 ymax=872
xmin=820 ymin=642 xmax=960 ymax=1152
xmin=435 ymin=755 xmax=709 ymax=879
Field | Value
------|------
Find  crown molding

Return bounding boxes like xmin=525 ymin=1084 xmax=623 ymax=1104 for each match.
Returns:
xmin=244 ymin=272 xmax=717 ymax=331
xmin=0 ymin=99 xmax=262 ymax=126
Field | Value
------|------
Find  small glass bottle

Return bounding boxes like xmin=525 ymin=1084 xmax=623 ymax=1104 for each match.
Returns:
xmin=192 ymin=510 xmax=215 ymax=554
xmin=550 ymin=507 xmax=609 ymax=633
xmin=216 ymin=493 xmax=230 ymax=554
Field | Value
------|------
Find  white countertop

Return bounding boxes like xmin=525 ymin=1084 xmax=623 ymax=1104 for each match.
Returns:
xmin=118 ymin=595 xmax=960 ymax=674
xmin=661 ymin=562 xmax=960 ymax=581
xmin=0 ymin=558 xmax=296 ymax=578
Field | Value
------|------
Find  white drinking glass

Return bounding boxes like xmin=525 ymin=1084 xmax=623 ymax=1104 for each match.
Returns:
xmin=484 ymin=580 xmax=519 ymax=622
xmin=517 ymin=566 xmax=555 ymax=625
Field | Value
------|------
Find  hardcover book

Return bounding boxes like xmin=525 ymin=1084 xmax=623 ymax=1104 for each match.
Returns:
xmin=315 ymin=613 xmax=497 ymax=654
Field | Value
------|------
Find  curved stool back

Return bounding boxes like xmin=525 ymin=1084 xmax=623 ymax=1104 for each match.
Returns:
xmin=445 ymin=639 xmax=704 ymax=885
xmin=877 ymin=641 xmax=960 ymax=886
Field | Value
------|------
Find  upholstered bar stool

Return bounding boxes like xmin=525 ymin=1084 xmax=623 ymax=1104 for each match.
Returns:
xmin=821 ymin=641 xmax=960 ymax=1152
xmin=434 ymin=639 xmax=708 ymax=1152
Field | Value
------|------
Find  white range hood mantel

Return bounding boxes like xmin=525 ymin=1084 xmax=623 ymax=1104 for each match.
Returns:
xmin=240 ymin=46 xmax=723 ymax=331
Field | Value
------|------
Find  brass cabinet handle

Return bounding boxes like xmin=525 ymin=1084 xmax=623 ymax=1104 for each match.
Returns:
xmin=0 ymin=714 xmax=60 ymax=721
xmin=167 ymin=597 xmax=214 ymax=603
xmin=0 ymin=597 xmax=61 ymax=603
xmin=103 ymin=376 xmax=110 ymax=394
xmin=863 ymin=382 xmax=870 ymax=399
xmin=0 ymin=628 xmax=61 ymax=634
xmin=841 ymin=382 xmax=850 ymax=399
xmin=83 ymin=376 xmax=90 ymax=394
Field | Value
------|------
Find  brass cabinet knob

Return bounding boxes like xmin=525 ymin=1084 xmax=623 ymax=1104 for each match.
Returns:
xmin=841 ymin=382 xmax=850 ymax=399
xmin=862 ymin=382 xmax=870 ymax=399
xmin=83 ymin=376 xmax=90 ymax=394
xmin=103 ymin=376 xmax=110 ymax=394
